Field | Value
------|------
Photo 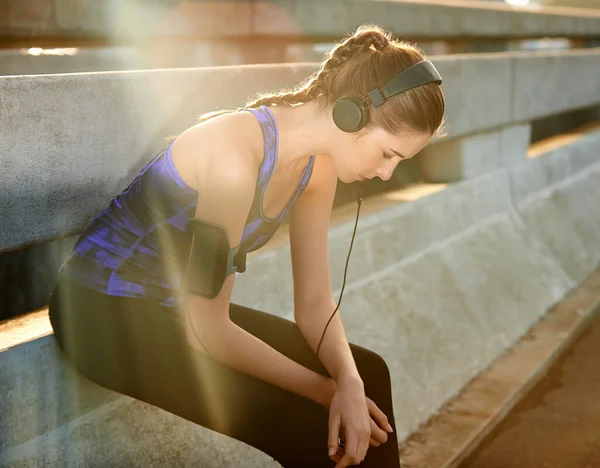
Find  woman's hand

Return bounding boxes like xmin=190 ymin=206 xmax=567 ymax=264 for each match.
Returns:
xmin=327 ymin=376 xmax=372 ymax=467
xmin=323 ymin=377 xmax=394 ymax=465
xmin=365 ymin=396 xmax=393 ymax=447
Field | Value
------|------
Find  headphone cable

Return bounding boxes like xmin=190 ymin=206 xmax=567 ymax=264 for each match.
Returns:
xmin=316 ymin=186 xmax=363 ymax=359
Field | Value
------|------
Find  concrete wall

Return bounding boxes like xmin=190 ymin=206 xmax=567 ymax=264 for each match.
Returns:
xmin=1 ymin=48 xmax=600 ymax=465
xmin=1 ymin=0 xmax=599 ymax=40
xmin=3 ymin=1 xmax=599 ymax=74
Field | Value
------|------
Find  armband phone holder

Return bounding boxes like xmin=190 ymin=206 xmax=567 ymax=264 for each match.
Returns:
xmin=182 ymin=218 xmax=247 ymax=299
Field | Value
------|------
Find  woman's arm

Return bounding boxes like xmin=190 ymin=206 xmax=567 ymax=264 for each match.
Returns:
xmin=288 ymin=156 xmax=362 ymax=384
xmin=179 ymin=133 xmax=336 ymax=407
xmin=188 ymin=290 xmax=337 ymax=407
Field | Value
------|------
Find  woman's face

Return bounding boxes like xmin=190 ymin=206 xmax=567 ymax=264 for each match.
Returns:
xmin=330 ymin=125 xmax=433 ymax=184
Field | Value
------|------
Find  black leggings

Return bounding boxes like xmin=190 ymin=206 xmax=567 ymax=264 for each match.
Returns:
xmin=48 ymin=275 xmax=401 ymax=467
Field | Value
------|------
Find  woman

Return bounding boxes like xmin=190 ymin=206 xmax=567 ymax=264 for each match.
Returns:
xmin=49 ymin=24 xmax=445 ymax=467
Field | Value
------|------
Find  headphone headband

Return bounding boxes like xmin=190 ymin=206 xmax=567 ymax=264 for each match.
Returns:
xmin=367 ymin=60 xmax=443 ymax=108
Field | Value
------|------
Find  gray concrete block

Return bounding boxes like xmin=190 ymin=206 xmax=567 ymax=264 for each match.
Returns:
xmin=252 ymin=0 xmax=600 ymax=39
xmin=235 ymin=204 xmax=573 ymax=442
xmin=0 ymin=335 xmax=280 ymax=467
xmin=0 ymin=64 xmax=320 ymax=253
xmin=3 ymin=0 xmax=600 ymax=40
xmin=433 ymin=54 xmax=513 ymax=139
xmin=500 ymin=122 xmax=531 ymax=166
xmin=340 ymin=168 xmax=512 ymax=277
xmin=52 ymin=0 xmax=252 ymax=38
xmin=53 ymin=0 xmax=180 ymax=38
xmin=0 ymin=396 xmax=279 ymax=468
xmin=508 ymin=129 xmax=600 ymax=202
xmin=568 ymin=129 xmax=600 ymax=174
xmin=511 ymin=49 xmax=600 ymax=122
xmin=517 ymin=161 xmax=600 ymax=284
xmin=0 ymin=336 xmax=121 ymax=452
xmin=419 ymin=129 xmax=503 ymax=182
xmin=231 ymin=249 xmax=295 ymax=319
xmin=0 ymin=47 xmax=145 ymax=76
xmin=509 ymin=145 xmax=575 ymax=203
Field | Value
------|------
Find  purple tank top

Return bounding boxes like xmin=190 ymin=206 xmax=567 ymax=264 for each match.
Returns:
xmin=59 ymin=106 xmax=315 ymax=308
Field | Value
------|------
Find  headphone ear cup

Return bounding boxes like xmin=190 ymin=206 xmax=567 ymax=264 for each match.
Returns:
xmin=332 ymin=96 xmax=368 ymax=133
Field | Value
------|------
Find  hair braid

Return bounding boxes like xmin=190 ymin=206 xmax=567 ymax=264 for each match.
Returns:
xmin=315 ymin=26 xmax=390 ymax=95
xmin=194 ymin=27 xmax=391 ymax=123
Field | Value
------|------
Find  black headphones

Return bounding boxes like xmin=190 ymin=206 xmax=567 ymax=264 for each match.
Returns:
xmin=332 ymin=60 xmax=443 ymax=133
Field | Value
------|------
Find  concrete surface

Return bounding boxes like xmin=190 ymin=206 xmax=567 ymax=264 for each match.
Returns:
xmin=1 ymin=0 xmax=600 ymax=40
xmin=0 ymin=47 xmax=144 ymax=76
xmin=0 ymin=312 xmax=278 ymax=468
xmin=419 ymin=122 xmax=532 ymax=182
xmin=511 ymin=48 xmax=600 ymax=122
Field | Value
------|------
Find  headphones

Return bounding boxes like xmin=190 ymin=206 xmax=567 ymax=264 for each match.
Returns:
xmin=331 ymin=60 xmax=443 ymax=133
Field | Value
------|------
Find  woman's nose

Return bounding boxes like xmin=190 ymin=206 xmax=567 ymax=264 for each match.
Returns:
xmin=378 ymin=159 xmax=401 ymax=181
xmin=376 ymin=168 xmax=391 ymax=181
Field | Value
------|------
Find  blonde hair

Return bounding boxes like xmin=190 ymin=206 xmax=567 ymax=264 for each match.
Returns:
xmin=168 ymin=24 xmax=446 ymax=142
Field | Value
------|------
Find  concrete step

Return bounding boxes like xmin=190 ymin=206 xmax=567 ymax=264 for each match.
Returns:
xmin=0 ymin=335 xmax=279 ymax=467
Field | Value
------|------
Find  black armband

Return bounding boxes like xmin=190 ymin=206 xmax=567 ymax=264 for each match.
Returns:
xmin=182 ymin=218 xmax=246 ymax=299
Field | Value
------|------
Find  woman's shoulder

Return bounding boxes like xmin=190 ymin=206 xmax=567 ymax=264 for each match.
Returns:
xmin=169 ymin=111 xmax=264 ymax=193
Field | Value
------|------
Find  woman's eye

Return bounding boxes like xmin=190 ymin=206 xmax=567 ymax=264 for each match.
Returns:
xmin=383 ymin=153 xmax=394 ymax=160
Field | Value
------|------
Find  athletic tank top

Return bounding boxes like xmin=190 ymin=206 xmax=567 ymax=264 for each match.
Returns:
xmin=58 ymin=106 xmax=316 ymax=308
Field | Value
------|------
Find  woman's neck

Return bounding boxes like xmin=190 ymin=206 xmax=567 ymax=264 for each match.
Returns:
xmin=268 ymin=102 xmax=333 ymax=170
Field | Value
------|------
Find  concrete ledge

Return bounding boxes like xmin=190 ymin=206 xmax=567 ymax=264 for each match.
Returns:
xmin=512 ymin=49 xmax=600 ymax=122
xmin=510 ymin=127 xmax=600 ymax=284
xmin=517 ymin=162 xmax=600 ymax=285
xmin=398 ymin=266 xmax=600 ymax=468
xmin=0 ymin=47 xmax=144 ymax=76
xmin=0 ymin=316 xmax=277 ymax=467
xmin=2 ymin=0 xmax=600 ymax=40
xmin=253 ymin=0 xmax=600 ymax=40
xmin=0 ymin=63 xmax=317 ymax=253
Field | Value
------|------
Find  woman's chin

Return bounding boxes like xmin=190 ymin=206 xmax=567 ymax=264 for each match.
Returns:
xmin=338 ymin=173 xmax=359 ymax=184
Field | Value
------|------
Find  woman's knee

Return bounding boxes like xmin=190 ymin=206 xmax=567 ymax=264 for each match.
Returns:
xmin=351 ymin=345 xmax=392 ymax=385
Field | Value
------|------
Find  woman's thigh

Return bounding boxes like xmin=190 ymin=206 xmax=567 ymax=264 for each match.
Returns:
xmin=48 ymin=278 xmax=399 ymax=467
